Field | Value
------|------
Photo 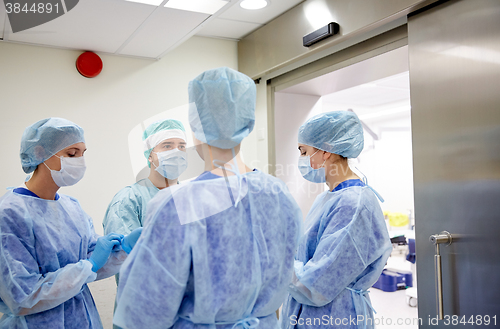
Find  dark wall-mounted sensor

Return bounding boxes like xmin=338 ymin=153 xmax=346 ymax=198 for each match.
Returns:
xmin=303 ymin=22 xmax=340 ymax=47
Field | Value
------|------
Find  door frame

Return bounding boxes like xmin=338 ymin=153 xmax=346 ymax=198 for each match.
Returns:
xmin=265 ymin=25 xmax=408 ymax=176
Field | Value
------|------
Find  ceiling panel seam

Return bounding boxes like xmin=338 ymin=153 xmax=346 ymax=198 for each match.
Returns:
xmin=156 ymin=0 xmax=238 ymax=59
xmin=1 ymin=38 xmax=170 ymax=61
xmin=2 ymin=12 xmax=9 ymax=41
xmin=154 ymin=15 xmax=211 ymax=60
xmin=194 ymin=34 xmax=240 ymax=42
xmin=60 ymin=0 xmax=68 ymax=13
xmin=114 ymin=0 xmax=171 ymax=55
xmin=214 ymin=17 xmax=265 ymax=25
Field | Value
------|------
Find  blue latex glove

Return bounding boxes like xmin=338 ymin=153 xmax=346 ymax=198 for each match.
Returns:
xmin=89 ymin=233 xmax=123 ymax=272
xmin=122 ymin=227 xmax=143 ymax=254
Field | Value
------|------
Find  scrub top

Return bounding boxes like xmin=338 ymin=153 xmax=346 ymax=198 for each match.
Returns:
xmin=103 ymin=178 xmax=160 ymax=236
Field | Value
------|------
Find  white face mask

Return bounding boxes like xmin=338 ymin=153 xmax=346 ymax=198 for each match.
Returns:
xmin=44 ymin=156 xmax=86 ymax=187
xmin=152 ymin=149 xmax=188 ymax=180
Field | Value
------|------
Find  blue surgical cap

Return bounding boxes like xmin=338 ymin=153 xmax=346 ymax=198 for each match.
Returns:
xmin=298 ymin=111 xmax=364 ymax=158
xmin=142 ymin=119 xmax=186 ymax=168
xmin=188 ymin=67 xmax=256 ymax=149
xmin=20 ymin=118 xmax=85 ymax=174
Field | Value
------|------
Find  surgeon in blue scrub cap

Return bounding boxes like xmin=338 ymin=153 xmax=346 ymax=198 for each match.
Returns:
xmin=281 ymin=111 xmax=392 ymax=329
xmin=0 ymin=118 xmax=141 ymax=329
xmin=188 ymin=66 xmax=255 ymax=149
xmin=114 ymin=67 xmax=303 ymax=329
xmin=103 ymin=118 xmax=187 ymax=329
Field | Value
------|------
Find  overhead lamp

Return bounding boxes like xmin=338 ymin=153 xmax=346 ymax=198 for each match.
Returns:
xmin=125 ymin=0 xmax=163 ymax=6
xmin=125 ymin=0 xmax=229 ymax=14
xmin=240 ymin=0 xmax=268 ymax=10
xmin=165 ymin=0 xmax=229 ymax=15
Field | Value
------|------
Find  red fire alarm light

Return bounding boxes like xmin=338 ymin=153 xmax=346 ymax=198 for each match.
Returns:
xmin=76 ymin=51 xmax=103 ymax=78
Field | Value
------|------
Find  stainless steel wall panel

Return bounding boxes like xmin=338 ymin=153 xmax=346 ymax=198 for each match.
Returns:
xmin=271 ymin=25 xmax=408 ymax=91
xmin=238 ymin=0 xmax=438 ymax=79
xmin=408 ymin=0 xmax=500 ymax=327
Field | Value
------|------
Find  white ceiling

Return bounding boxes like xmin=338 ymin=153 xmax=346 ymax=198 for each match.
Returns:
xmin=321 ymin=72 xmax=410 ymax=108
xmin=0 ymin=0 xmax=304 ymax=59
xmin=280 ymin=46 xmax=411 ymax=120
xmin=281 ymin=46 xmax=409 ymax=97
xmin=321 ymin=72 xmax=411 ymax=124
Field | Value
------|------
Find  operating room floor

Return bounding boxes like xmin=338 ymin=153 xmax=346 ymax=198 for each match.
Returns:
xmin=370 ymin=288 xmax=419 ymax=328
xmin=369 ymin=252 xmax=419 ymax=329
xmin=89 ymin=277 xmax=117 ymax=329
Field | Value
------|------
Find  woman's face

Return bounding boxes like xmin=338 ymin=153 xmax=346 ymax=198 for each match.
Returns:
xmin=298 ymin=143 xmax=325 ymax=169
xmin=149 ymin=138 xmax=186 ymax=167
xmin=44 ymin=142 xmax=87 ymax=171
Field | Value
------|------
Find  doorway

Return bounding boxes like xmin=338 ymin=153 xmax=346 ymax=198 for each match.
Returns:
xmin=274 ymin=45 xmax=420 ymax=329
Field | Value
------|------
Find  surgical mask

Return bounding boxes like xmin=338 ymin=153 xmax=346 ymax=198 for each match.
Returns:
xmin=298 ymin=150 xmax=326 ymax=183
xmin=152 ymin=149 xmax=187 ymax=179
xmin=44 ymin=156 xmax=86 ymax=187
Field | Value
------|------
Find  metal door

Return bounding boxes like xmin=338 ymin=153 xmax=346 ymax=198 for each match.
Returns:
xmin=408 ymin=0 xmax=500 ymax=327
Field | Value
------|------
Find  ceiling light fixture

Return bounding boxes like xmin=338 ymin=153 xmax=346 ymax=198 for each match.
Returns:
xmin=165 ymin=0 xmax=229 ymax=15
xmin=125 ymin=0 xmax=163 ymax=6
xmin=240 ymin=0 xmax=268 ymax=10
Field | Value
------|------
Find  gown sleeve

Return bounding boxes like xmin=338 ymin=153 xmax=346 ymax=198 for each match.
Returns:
xmin=85 ymin=213 xmax=128 ymax=281
xmin=288 ymin=204 xmax=368 ymax=307
xmin=0 ymin=209 xmax=97 ymax=316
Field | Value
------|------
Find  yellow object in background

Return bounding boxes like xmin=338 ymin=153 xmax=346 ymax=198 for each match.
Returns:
xmin=383 ymin=211 xmax=410 ymax=227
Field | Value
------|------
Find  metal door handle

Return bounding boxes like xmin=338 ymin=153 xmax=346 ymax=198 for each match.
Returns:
xmin=429 ymin=231 xmax=453 ymax=320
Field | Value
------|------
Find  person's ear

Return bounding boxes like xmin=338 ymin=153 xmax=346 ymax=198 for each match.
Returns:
xmin=323 ymin=152 xmax=332 ymax=161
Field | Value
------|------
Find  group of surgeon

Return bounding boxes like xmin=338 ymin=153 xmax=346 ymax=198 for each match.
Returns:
xmin=0 ymin=67 xmax=391 ymax=329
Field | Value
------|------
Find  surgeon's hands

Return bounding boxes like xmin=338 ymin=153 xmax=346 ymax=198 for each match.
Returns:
xmin=121 ymin=227 xmax=143 ymax=254
xmin=89 ymin=233 xmax=123 ymax=272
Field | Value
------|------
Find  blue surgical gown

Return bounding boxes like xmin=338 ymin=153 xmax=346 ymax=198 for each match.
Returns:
xmin=103 ymin=178 xmax=160 ymax=329
xmin=0 ymin=189 xmax=126 ymax=329
xmin=103 ymin=178 xmax=159 ymax=236
xmin=281 ymin=180 xmax=392 ymax=329
xmin=113 ymin=170 xmax=302 ymax=329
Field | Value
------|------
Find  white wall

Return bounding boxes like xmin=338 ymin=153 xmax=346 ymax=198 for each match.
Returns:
xmin=275 ymin=93 xmax=414 ymax=224
xmin=318 ymin=101 xmax=415 ymax=217
xmin=0 ymin=36 xmax=238 ymax=328
xmin=245 ymin=80 xmax=270 ymax=174
xmin=356 ymin=113 xmax=415 ymax=215
xmin=274 ymin=92 xmax=326 ymax=219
